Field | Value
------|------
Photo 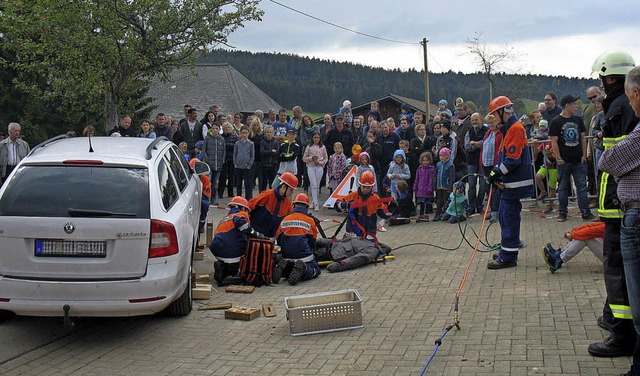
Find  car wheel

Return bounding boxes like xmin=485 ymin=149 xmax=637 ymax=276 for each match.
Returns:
xmin=167 ymin=265 xmax=193 ymax=317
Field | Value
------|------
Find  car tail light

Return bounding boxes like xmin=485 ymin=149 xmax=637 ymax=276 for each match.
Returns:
xmin=0 ymin=298 xmax=10 ymax=302
xmin=129 ymin=296 xmax=166 ymax=303
xmin=149 ymin=220 xmax=179 ymax=258
xmin=63 ymin=160 xmax=104 ymax=165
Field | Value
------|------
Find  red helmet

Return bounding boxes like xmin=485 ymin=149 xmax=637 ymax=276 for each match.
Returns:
xmin=280 ymin=172 xmax=298 ymax=189
xmin=228 ymin=196 xmax=250 ymax=211
xmin=292 ymin=193 xmax=310 ymax=206
xmin=488 ymin=96 xmax=513 ymax=114
xmin=188 ymin=158 xmax=200 ymax=169
xmin=359 ymin=170 xmax=376 ymax=187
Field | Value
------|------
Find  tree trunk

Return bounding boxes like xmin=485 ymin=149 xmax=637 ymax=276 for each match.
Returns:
xmin=104 ymin=91 xmax=118 ymax=134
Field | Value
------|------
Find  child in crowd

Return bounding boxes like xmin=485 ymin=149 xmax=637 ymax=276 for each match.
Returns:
xmin=302 ymin=131 xmax=328 ymax=211
xmin=398 ymin=139 xmax=413 ymax=188
xmin=327 ymin=142 xmax=347 ymax=194
xmin=138 ymin=120 xmax=156 ymax=139
xmin=542 ymin=221 xmax=604 ymax=273
xmin=278 ymin=129 xmax=299 ymax=176
xmin=441 ymin=181 xmax=470 ymax=224
xmin=387 ymin=149 xmax=410 ymax=200
xmin=355 ymin=151 xmax=376 ymax=192
xmin=533 ymin=120 xmax=557 ymax=214
xmin=233 ymin=126 xmax=255 ymax=199
xmin=339 ymin=99 xmax=353 ymax=120
xmin=433 ymin=147 xmax=454 ymax=222
xmin=194 ymin=140 xmax=205 ymax=162
xmin=413 ymin=152 xmax=436 ymax=222
xmin=260 ymin=125 xmax=279 ymax=191
xmin=179 ymin=142 xmax=189 ymax=162
xmin=389 ymin=180 xmax=414 ymax=226
xmin=369 ymin=101 xmax=382 ymax=122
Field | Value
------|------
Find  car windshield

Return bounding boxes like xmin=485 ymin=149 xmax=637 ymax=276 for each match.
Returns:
xmin=0 ymin=165 xmax=150 ymax=218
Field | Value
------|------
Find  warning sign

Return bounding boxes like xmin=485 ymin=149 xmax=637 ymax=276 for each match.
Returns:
xmin=323 ymin=167 xmax=358 ymax=208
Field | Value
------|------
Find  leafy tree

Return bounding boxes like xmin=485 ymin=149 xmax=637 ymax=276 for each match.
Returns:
xmin=0 ymin=0 xmax=263 ymax=134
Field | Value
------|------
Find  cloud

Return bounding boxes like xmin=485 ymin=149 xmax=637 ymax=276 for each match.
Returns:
xmin=226 ymin=0 xmax=640 ymax=77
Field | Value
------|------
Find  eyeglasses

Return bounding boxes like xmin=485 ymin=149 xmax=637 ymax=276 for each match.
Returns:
xmin=588 ymin=95 xmax=597 ymax=100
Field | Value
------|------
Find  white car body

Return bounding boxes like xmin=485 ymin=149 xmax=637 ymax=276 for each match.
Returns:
xmin=0 ymin=137 xmax=205 ymax=317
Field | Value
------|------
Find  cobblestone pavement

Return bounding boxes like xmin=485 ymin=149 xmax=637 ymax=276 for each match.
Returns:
xmin=0 ymin=194 xmax=632 ymax=375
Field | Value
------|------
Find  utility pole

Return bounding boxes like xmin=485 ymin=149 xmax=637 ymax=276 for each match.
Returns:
xmin=421 ymin=38 xmax=430 ymax=120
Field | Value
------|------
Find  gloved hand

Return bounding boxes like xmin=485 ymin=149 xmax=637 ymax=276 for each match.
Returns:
xmin=488 ymin=170 xmax=500 ymax=185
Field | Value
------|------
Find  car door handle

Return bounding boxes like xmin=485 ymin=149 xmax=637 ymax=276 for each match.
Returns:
xmin=188 ymin=206 xmax=193 ymax=214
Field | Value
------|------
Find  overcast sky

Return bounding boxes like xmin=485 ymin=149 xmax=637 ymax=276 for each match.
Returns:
xmin=225 ymin=0 xmax=640 ymax=78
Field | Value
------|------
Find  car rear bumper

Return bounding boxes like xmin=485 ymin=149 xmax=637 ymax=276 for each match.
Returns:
xmin=0 ymin=261 xmax=189 ymax=317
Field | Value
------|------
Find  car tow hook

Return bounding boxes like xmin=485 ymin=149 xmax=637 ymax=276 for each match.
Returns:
xmin=62 ymin=304 xmax=75 ymax=330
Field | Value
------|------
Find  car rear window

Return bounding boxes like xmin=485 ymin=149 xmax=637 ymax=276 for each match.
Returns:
xmin=0 ymin=166 xmax=150 ymax=218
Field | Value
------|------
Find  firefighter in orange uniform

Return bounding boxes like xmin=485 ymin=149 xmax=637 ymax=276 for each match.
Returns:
xmin=334 ymin=170 xmax=391 ymax=241
xmin=273 ymin=193 xmax=320 ymax=285
xmin=189 ymin=158 xmax=211 ymax=234
xmin=248 ymin=172 xmax=297 ymax=238
xmin=486 ymin=96 xmax=534 ymax=269
xmin=209 ymin=196 xmax=264 ymax=286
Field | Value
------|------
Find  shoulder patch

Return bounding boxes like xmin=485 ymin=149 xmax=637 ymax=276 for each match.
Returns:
xmin=508 ymin=145 xmax=516 ymax=154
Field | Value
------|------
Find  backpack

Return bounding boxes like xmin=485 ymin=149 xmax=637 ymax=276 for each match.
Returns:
xmin=239 ymin=238 xmax=274 ymax=287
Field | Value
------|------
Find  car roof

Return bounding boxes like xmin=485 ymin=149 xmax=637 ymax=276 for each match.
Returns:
xmin=24 ymin=137 xmax=172 ymax=165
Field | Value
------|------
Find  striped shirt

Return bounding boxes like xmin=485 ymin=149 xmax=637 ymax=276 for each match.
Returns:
xmin=599 ymin=121 xmax=640 ymax=203
xmin=482 ymin=131 xmax=496 ymax=167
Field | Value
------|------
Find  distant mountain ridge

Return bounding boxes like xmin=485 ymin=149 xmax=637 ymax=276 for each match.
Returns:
xmin=200 ymin=49 xmax=598 ymax=114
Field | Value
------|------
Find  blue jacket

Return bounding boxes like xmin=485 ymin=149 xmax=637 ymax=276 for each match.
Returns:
xmin=494 ymin=115 xmax=534 ymax=199
xmin=436 ymin=159 xmax=454 ymax=190
xmin=276 ymin=208 xmax=318 ymax=260
xmin=209 ymin=209 xmax=251 ymax=262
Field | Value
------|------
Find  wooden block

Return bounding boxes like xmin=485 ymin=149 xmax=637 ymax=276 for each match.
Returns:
xmin=195 ymin=274 xmax=210 ymax=283
xmin=225 ymin=306 xmax=261 ymax=321
xmin=205 ymin=220 xmax=215 ymax=245
xmin=198 ymin=303 xmax=232 ymax=311
xmin=192 ymin=284 xmax=212 ymax=300
xmin=262 ymin=303 xmax=277 ymax=317
xmin=196 ymin=244 xmax=205 ymax=251
xmin=225 ymin=285 xmax=255 ymax=294
xmin=194 ymin=251 xmax=204 ymax=260
xmin=191 ymin=270 xmax=197 ymax=288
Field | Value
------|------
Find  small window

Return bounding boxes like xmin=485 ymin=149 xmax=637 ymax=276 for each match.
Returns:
xmin=166 ymin=148 xmax=189 ymax=192
xmin=157 ymin=159 xmax=179 ymax=210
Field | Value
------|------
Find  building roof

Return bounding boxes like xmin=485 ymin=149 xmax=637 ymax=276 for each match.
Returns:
xmin=352 ymin=93 xmax=439 ymax=117
xmin=146 ymin=64 xmax=281 ymax=121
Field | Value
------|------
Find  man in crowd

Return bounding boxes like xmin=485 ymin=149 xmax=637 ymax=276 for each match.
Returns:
xmin=541 ymin=92 xmax=562 ymax=122
xmin=324 ymin=113 xmax=354 ymax=158
xmin=549 ymin=94 xmax=595 ymax=222
xmin=465 ymin=112 xmax=488 ymax=214
xmin=154 ymin=113 xmax=173 ymax=139
xmin=176 ymin=107 xmax=204 ymax=157
xmin=0 ymin=122 xmax=30 ymax=185
xmin=108 ymin=115 xmax=134 ymax=137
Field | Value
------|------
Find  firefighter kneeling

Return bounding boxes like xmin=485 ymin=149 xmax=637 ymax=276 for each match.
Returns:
xmin=273 ymin=193 xmax=321 ymax=285
xmin=209 ymin=196 xmax=265 ymax=286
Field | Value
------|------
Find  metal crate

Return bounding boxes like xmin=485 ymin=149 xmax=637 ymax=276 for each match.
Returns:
xmin=285 ymin=289 xmax=363 ymax=336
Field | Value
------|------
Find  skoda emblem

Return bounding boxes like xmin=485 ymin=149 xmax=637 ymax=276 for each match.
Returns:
xmin=63 ymin=222 xmax=75 ymax=234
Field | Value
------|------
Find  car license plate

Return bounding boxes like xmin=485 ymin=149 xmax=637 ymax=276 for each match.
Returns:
xmin=35 ymin=239 xmax=107 ymax=257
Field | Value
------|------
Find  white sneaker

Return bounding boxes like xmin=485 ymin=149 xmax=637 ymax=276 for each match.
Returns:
xmin=314 ymin=204 xmax=320 ymax=212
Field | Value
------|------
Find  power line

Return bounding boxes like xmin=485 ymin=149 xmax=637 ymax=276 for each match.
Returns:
xmin=268 ymin=0 xmax=419 ymax=46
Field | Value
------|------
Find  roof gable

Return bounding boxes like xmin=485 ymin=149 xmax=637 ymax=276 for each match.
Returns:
xmin=146 ymin=64 xmax=281 ymax=120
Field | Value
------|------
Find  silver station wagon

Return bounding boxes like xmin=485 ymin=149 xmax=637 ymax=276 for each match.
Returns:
xmin=0 ymin=136 xmax=209 ymax=319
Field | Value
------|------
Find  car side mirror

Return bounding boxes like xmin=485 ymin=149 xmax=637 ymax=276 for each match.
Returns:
xmin=192 ymin=161 xmax=210 ymax=176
